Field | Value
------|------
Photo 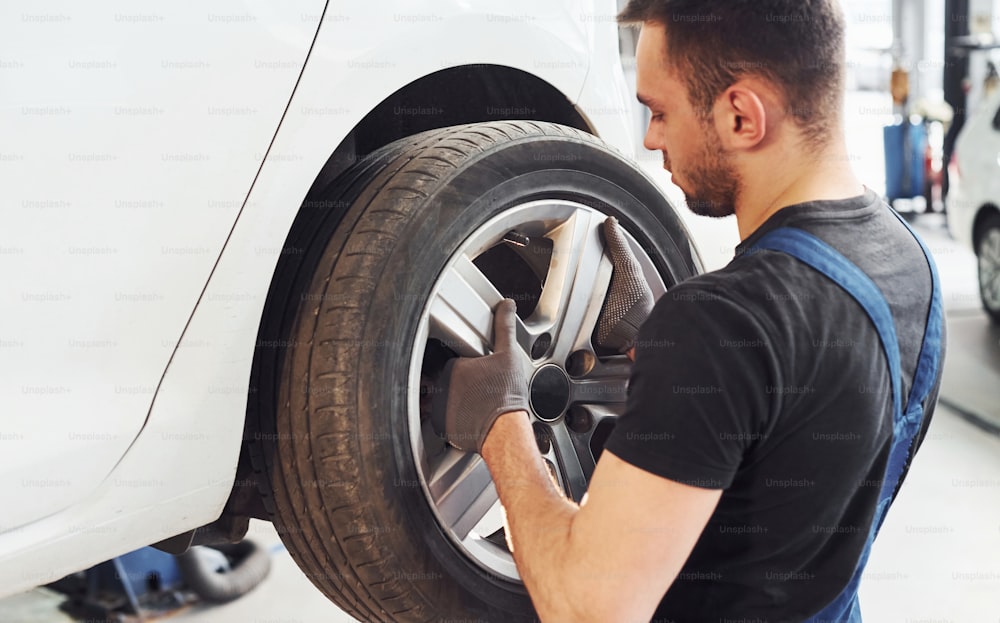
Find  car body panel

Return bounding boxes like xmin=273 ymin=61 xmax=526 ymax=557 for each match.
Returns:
xmin=575 ymin=5 xmax=637 ymax=155
xmin=0 ymin=0 xmax=639 ymax=595
xmin=0 ymin=0 xmax=321 ymax=534
xmin=949 ymin=89 xmax=1000 ymax=250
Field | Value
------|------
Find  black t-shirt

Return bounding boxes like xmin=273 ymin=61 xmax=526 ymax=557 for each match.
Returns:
xmin=603 ymin=190 xmax=944 ymax=622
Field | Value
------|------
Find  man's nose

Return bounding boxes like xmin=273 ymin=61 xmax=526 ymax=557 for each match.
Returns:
xmin=642 ymin=121 xmax=659 ymax=152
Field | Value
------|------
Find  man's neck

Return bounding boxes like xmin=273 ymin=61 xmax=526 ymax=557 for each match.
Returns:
xmin=733 ymin=139 xmax=865 ymax=241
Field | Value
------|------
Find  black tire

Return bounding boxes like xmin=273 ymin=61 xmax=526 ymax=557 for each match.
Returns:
xmin=976 ymin=212 xmax=1000 ymax=324
xmin=255 ymin=121 xmax=699 ymax=621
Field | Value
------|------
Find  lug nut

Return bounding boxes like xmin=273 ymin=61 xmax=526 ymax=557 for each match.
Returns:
xmin=567 ymin=407 xmax=594 ymax=434
xmin=531 ymin=332 xmax=552 ymax=360
xmin=566 ymin=350 xmax=596 ymax=377
xmin=532 ymin=422 xmax=552 ymax=454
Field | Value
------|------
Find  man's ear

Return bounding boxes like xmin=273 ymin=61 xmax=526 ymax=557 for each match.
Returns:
xmin=713 ymin=82 xmax=768 ymax=150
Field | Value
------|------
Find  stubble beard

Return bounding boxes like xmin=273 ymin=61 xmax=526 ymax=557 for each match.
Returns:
xmin=679 ymin=124 xmax=740 ymax=219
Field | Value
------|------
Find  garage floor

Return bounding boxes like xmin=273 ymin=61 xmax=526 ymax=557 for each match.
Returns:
xmin=2 ymin=92 xmax=999 ymax=622
xmin=4 ymin=365 xmax=997 ymax=622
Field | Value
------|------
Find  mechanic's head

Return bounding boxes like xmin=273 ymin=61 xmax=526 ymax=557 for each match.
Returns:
xmin=618 ymin=0 xmax=847 ymax=217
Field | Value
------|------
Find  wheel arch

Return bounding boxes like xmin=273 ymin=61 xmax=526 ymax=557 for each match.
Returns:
xmin=305 ymin=64 xmax=595 ymax=197
xmin=225 ymin=66 xmax=597 ymax=520
xmin=246 ymin=121 xmax=698 ymax=619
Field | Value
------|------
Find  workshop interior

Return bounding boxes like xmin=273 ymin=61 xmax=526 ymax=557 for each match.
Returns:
xmin=1 ymin=0 xmax=998 ymax=621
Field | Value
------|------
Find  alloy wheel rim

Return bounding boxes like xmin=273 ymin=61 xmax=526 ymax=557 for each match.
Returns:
xmin=980 ymin=228 xmax=1000 ymax=311
xmin=407 ymin=200 xmax=666 ymax=581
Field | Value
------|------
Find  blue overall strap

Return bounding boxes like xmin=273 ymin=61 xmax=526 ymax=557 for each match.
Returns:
xmin=745 ymin=223 xmax=941 ymax=623
xmin=882 ymin=210 xmax=945 ymax=517
xmin=748 ymin=226 xmax=902 ymax=426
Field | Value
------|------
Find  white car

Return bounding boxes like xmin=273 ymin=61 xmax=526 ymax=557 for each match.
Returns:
xmin=948 ymin=87 xmax=1000 ymax=323
xmin=0 ymin=2 xmax=701 ymax=621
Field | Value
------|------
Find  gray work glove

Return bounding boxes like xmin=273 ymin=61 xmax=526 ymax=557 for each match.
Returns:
xmin=435 ymin=299 xmax=531 ymax=453
xmin=595 ymin=217 xmax=655 ymax=354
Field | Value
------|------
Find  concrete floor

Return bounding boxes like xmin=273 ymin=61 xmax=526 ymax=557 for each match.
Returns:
xmin=2 ymin=91 xmax=999 ymax=622
xmin=5 ymin=392 xmax=996 ymax=622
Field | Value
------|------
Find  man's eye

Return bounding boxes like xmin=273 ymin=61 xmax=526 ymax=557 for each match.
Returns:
xmin=650 ymin=113 xmax=663 ymax=122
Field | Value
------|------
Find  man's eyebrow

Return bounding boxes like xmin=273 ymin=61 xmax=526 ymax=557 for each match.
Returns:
xmin=636 ymin=93 xmax=659 ymax=108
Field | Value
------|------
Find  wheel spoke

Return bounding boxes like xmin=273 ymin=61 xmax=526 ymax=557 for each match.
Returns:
xmin=982 ymin=238 xmax=1000 ymax=308
xmin=412 ymin=199 xmax=677 ymax=582
xmin=581 ymin=403 xmax=624 ymax=425
xmin=982 ymin=254 xmax=998 ymax=277
xmin=985 ymin=269 xmax=1000 ymax=308
xmin=533 ymin=210 xmax=613 ymax=362
xmin=428 ymin=253 xmax=534 ymax=357
xmin=548 ymin=422 xmax=593 ymax=503
xmin=428 ymin=255 xmax=502 ymax=356
xmin=426 ymin=450 xmax=499 ymax=541
xmin=982 ymin=232 xmax=1000 ymax=264
xmin=568 ymin=357 xmax=630 ymax=406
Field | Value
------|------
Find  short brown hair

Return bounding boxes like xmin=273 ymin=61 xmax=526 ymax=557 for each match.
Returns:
xmin=619 ymin=0 xmax=846 ymax=146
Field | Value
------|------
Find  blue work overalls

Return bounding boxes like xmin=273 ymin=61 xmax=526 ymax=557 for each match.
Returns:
xmin=746 ymin=210 xmax=943 ymax=622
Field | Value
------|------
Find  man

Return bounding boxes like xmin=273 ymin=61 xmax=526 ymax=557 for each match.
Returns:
xmin=437 ymin=1 xmax=944 ymax=620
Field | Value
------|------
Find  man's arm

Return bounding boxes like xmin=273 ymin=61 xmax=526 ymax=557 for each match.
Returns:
xmin=482 ymin=411 xmax=722 ymax=623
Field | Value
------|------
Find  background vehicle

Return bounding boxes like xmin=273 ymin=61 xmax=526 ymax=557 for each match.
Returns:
xmin=0 ymin=1 xmax=699 ymax=620
xmin=948 ymin=87 xmax=1000 ymax=323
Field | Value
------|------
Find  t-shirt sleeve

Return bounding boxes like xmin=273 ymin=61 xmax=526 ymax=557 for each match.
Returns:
xmin=603 ymin=283 xmax=781 ymax=490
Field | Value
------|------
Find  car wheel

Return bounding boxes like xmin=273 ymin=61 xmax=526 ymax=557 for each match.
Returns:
xmin=254 ymin=121 xmax=699 ymax=621
xmin=977 ymin=212 xmax=1000 ymax=324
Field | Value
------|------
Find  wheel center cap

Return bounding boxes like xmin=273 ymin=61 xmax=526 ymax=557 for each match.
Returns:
xmin=530 ymin=364 xmax=571 ymax=422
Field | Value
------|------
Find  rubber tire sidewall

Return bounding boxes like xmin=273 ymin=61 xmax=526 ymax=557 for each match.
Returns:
xmin=275 ymin=124 xmax=699 ymax=621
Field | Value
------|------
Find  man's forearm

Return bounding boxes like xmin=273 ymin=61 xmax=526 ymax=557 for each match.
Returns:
xmin=481 ymin=411 xmax=581 ymax=621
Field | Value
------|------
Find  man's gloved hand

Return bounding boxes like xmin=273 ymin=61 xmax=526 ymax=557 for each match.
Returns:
xmin=435 ymin=299 xmax=531 ymax=453
xmin=595 ymin=216 xmax=655 ymax=354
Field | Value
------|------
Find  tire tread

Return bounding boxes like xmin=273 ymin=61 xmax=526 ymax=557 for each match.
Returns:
xmin=266 ymin=121 xmax=640 ymax=621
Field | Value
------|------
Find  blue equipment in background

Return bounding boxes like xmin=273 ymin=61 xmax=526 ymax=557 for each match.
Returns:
xmin=46 ymin=542 xmax=271 ymax=621
xmin=884 ymin=119 xmax=927 ymax=203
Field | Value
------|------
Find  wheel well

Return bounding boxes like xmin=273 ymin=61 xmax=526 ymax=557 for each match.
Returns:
xmin=225 ymin=66 xmax=594 ymax=521
xmin=973 ymin=204 xmax=1000 ymax=247
xmin=306 ymin=65 xmax=594 ymax=196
